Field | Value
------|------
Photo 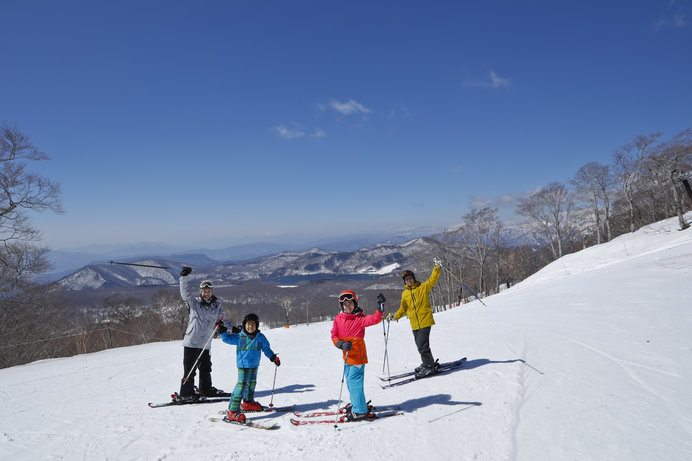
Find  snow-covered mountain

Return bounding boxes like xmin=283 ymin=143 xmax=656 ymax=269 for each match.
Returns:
xmin=55 ymin=237 xmax=444 ymax=291
xmin=3 ymin=213 xmax=691 ymax=460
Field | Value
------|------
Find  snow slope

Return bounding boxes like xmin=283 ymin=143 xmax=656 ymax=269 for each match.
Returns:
xmin=2 ymin=214 xmax=691 ymax=461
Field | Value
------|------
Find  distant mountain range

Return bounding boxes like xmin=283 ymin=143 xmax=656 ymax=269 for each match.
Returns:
xmin=44 ymin=231 xmax=434 ymax=281
xmin=53 ymin=237 xmax=445 ymax=291
xmin=49 ymin=219 xmax=564 ymax=291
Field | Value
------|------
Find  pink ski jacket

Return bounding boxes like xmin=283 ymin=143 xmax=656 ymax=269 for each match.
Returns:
xmin=331 ymin=310 xmax=382 ymax=365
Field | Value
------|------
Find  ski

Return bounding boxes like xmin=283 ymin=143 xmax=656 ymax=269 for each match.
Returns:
xmin=293 ymin=404 xmax=400 ymax=418
xmin=216 ymin=404 xmax=296 ymax=415
xmin=290 ymin=411 xmax=403 ymax=426
xmin=148 ymin=393 xmax=228 ymax=408
xmin=381 ymin=357 xmax=467 ymax=389
xmin=209 ymin=416 xmax=279 ymax=430
xmin=379 ymin=357 xmax=467 ymax=382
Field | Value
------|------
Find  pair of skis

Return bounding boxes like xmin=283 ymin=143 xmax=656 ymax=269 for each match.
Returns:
xmin=379 ymin=357 xmax=467 ymax=388
xmin=209 ymin=405 xmax=296 ymax=430
xmin=290 ymin=406 xmax=404 ymax=426
xmin=148 ymin=392 xmax=229 ymax=408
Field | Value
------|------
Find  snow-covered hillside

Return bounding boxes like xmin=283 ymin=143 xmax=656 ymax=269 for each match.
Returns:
xmin=2 ymin=214 xmax=691 ymax=460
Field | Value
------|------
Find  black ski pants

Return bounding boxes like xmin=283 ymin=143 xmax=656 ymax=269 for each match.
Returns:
xmin=180 ymin=347 xmax=213 ymax=396
xmin=412 ymin=326 xmax=435 ymax=367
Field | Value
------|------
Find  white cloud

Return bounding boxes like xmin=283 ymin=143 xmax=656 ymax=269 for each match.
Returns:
xmin=325 ymin=99 xmax=372 ymax=118
xmin=462 ymin=70 xmax=512 ymax=89
xmin=275 ymin=124 xmax=305 ymax=139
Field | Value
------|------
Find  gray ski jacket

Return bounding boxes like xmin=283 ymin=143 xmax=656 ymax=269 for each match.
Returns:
xmin=180 ymin=275 xmax=224 ymax=349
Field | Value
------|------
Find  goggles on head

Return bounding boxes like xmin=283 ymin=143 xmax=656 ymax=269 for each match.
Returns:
xmin=338 ymin=290 xmax=358 ymax=303
xmin=200 ymin=280 xmax=214 ymax=289
xmin=402 ymin=270 xmax=414 ymax=278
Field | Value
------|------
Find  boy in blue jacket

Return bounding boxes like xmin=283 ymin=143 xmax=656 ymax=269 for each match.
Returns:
xmin=220 ymin=313 xmax=280 ymax=423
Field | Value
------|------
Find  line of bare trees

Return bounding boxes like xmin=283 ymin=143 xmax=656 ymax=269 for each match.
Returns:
xmin=412 ymin=129 xmax=692 ymax=309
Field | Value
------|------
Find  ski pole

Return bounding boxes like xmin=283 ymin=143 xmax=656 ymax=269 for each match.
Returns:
xmin=268 ymin=356 xmax=279 ymax=407
xmin=380 ymin=303 xmax=390 ymax=378
xmin=333 ymin=351 xmax=349 ymax=429
xmin=440 ymin=265 xmax=487 ymax=307
xmin=108 ymin=260 xmax=183 ymax=271
xmin=382 ymin=318 xmax=391 ymax=378
xmin=181 ymin=324 xmax=219 ymax=389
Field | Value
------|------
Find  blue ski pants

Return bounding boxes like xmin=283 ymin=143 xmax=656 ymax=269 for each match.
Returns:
xmin=345 ymin=363 xmax=367 ymax=414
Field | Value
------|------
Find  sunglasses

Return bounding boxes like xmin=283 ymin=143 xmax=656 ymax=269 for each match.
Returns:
xmin=199 ymin=281 xmax=214 ymax=289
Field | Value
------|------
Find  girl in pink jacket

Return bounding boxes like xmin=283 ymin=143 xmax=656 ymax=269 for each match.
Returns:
xmin=331 ymin=290 xmax=383 ymax=420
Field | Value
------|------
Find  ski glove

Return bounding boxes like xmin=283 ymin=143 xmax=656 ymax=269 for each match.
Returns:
xmin=433 ymin=257 xmax=442 ymax=268
xmin=376 ymin=293 xmax=386 ymax=305
xmin=336 ymin=340 xmax=352 ymax=351
xmin=386 ymin=313 xmax=396 ymax=322
xmin=215 ymin=321 xmax=227 ymax=334
xmin=270 ymin=354 xmax=281 ymax=366
xmin=180 ymin=266 xmax=192 ymax=277
xmin=232 ymin=325 xmax=242 ymax=334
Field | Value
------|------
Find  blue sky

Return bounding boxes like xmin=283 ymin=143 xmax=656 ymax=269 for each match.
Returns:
xmin=2 ymin=1 xmax=691 ymax=251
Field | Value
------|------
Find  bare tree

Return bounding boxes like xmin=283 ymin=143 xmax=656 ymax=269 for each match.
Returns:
xmin=435 ymin=230 xmax=464 ymax=306
xmin=279 ymin=296 xmax=294 ymax=326
xmin=457 ymin=207 xmax=502 ymax=295
xmin=102 ymin=294 xmax=144 ymax=325
xmin=641 ymin=129 xmax=692 ymax=230
xmin=1 ymin=124 xmax=63 ymax=296
xmin=571 ymin=162 xmax=614 ymax=244
xmin=153 ymin=289 xmax=188 ymax=335
xmin=516 ymin=182 xmax=574 ymax=260
xmin=612 ymin=134 xmax=660 ymax=233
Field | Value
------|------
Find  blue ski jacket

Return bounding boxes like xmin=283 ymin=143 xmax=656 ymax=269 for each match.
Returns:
xmin=220 ymin=330 xmax=275 ymax=369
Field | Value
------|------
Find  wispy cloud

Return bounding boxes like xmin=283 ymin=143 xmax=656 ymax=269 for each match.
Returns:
xmin=275 ymin=124 xmax=305 ymax=139
xmin=311 ymin=129 xmax=326 ymax=138
xmin=462 ymin=71 xmax=512 ymax=89
xmin=384 ymin=104 xmax=412 ymax=120
xmin=469 ymin=188 xmax=538 ymax=210
xmin=329 ymin=99 xmax=371 ymax=116
xmin=653 ymin=1 xmax=688 ymax=29
xmin=318 ymin=99 xmax=372 ymax=121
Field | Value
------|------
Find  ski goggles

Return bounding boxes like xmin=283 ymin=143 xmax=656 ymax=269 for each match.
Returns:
xmin=402 ymin=270 xmax=415 ymax=279
xmin=338 ymin=292 xmax=357 ymax=302
xmin=199 ymin=280 xmax=214 ymax=289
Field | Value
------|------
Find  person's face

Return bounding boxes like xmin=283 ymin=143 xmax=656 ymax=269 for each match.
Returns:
xmin=342 ymin=299 xmax=355 ymax=313
xmin=404 ymin=275 xmax=415 ymax=286
xmin=200 ymin=288 xmax=213 ymax=300
xmin=245 ymin=320 xmax=257 ymax=333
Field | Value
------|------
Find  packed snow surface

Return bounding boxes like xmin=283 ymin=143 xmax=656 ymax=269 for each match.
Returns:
xmin=2 ymin=215 xmax=691 ymax=460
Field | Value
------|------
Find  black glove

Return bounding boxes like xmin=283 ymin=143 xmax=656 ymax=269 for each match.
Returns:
xmin=376 ymin=293 xmax=386 ymax=305
xmin=336 ymin=340 xmax=352 ymax=351
xmin=180 ymin=266 xmax=192 ymax=277
xmin=270 ymin=354 xmax=281 ymax=366
xmin=215 ymin=321 xmax=227 ymax=334
xmin=231 ymin=325 xmax=242 ymax=334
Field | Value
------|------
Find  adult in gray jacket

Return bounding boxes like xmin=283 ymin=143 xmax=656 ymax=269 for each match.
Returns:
xmin=178 ymin=266 xmax=226 ymax=400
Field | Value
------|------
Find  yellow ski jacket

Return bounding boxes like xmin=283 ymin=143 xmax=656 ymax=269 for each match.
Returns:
xmin=393 ymin=266 xmax=441 ymax=330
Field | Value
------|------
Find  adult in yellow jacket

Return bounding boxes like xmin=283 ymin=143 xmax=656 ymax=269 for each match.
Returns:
xmin=389 ymin=259 xmax=442 ymax=378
